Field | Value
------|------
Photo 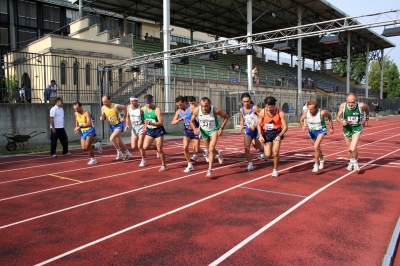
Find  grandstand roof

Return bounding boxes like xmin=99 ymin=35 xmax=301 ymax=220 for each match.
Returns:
xmin=80 ymin=0 xmax=395 ymax=61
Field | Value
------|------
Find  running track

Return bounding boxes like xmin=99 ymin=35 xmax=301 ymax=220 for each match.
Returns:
xmin=1 ymin=117 xmax=399 ymax=265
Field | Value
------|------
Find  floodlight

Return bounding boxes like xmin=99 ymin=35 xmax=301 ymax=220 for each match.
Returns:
xmin=172 ymin=56 xmax=189 ymax=65
xmin=382 ymin=26 xmax=400 ymax=37
xmin=147 ymin=61 xmax=163 ymax=69
xmin=319 ymin=35 xmax=343 ymax=44
xmin=199 ymin=52 xmax=218 ymax=61
xmin=125 ymin=66 xmax=140 ymax=72
xmin=233 ymin=49 xmax=253 ymax=56
xmin=272 ymin=41 xmax=294 ymax=51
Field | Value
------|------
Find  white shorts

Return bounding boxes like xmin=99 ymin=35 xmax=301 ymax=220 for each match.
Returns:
xmin=131 ymin=125 xmax=146 ymax=136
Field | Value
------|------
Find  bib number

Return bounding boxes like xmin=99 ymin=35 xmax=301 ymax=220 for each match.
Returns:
xmin=264 ymin=123 xmax=273 ymax=131
xmin=108 ymin=116 xmax=116 ymax=123
xmin=347 ymin=116 xmax=359 ymax=124
xmin=146 ymin=119 xmax=156 ymax=129
xmin=132 ymin=119 xmax=141 ymax=126
xmin=184 ymin=122 xmax=192 ymax=130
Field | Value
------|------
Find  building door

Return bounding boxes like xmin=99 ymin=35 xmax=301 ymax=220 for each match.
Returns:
xmin=21 ymin=73 xmax=31 ymax=102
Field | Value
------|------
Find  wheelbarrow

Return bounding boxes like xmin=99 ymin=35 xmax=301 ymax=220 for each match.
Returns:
xmin=2 ymin=131 xmax=45 ymax=151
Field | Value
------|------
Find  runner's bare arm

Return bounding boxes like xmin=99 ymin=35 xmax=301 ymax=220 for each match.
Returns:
xmin=125 ymin=106 xmax=130 ymax=130
xmin=84 ymin=110 xmax=92 ymax=128
xmin=321 ymin=110 xmax=334 ymax=134
xmin=100 ymin=106 xmax=106 ymax=120
xmin=190 ymin=108 xmax=200 ymax=135
xmin=257 ymin=111 xmax=264 ymax=142
xmin=239 ymin=110 xmax=244 ymax=132
xmin=279 ymin=110 xmax=288 ymax=136
xmin=299 ymin=111 xmax=307 ymax=131
xmin=336 ymin=103 xmax=346 ymax=125
xmin=214 ymin=108 xmax=229 ymax=130
xmin=171 ymin=109 xmax=183 ymax=125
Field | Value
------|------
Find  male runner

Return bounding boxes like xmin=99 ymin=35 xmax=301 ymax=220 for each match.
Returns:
xmin=299 ymin=100 xmax=334 ymax=172
xmin=187 ymin=96 xmax=209 ymax=163
xmin=141 ymin=94 xmax=168 ymax=171
xmin=172 ymin=96 xmax=208 ymax=173
xmin=257 ymin=96 xmax=288 ymax=177
xmin=239 ymin=92 xmax=264 ymax=171
xmin=100 ymin=95 xmax=131 ymax=160
xmin=190 ymin=97 xmax=229 ymax=178
xmin=73 ymin=101 xmax=102 ymax=165
xmin=336 ymin=93 xmax=369 ymax=172
xmin=125 ymin=95 xmax=147 ymax=167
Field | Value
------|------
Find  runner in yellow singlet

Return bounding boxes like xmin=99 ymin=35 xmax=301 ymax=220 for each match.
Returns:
xmin=100 ymin=95 xmax=131 ymax=160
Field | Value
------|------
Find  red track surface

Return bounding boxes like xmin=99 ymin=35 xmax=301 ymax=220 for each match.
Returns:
xmin=1 ymin=117 xmax=399 ymax=265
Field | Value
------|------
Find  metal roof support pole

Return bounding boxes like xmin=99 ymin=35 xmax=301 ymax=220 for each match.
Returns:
xmin=365 ymin=42 xmax=370 ymax=99
xmin=163 ymin=0 xmax=171 ymax=112
xmin=346 ymin=32 xmax=351 ymax=94
xmin=277 ymin=51 xmax=280 ymax=65
xmin=79 ymin=0 xmax=83 ymax=18
xmin=247 ymin=0 xmax=253 ymax=91
xmin=297 ymin=7 xmax=303 ymax=114
xmin=380 ymin=49 xmax=384 ymax=99
xmin=190 ymin=27 xmax=194 ymax=45
xmin=291 ymin=54 xmax=293 ymax=67
xmin=123 ymin=11 xmax=128 ymax=36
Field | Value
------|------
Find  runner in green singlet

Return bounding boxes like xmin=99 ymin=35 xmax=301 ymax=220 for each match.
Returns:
xmin=190 ymin=97 xmax=229 ymax=179
xmin=336 ymin=93 xmax=369 ymax=172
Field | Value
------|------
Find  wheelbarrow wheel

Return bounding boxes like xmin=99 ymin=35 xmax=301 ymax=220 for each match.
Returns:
xmin=6 ymin=142 xmax=17 ymax=151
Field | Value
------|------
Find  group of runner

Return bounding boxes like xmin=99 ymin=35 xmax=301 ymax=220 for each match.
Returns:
xmin=73 ymin=92 xmax=370 ymax=178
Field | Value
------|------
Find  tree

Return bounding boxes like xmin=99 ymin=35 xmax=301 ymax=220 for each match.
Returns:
xmin=368 ymin=56 xmax=398 ymax=97
xmin=386 ymin=63 xmax=400 ymax=99
xmin=331 ymin=53 xmax=367 ymax=84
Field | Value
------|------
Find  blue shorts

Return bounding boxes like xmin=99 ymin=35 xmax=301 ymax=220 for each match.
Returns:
xmin=308 ymin=128 xmax=326 ymax=142
xmin=263 ymin=129 xmax=284 ymax=143
xmin=245 ymin=127 xmax=258 ymax=139
xmin=81 ymin=127 xmax=96 ymax=140
xmin=146 ymin=126 xmax=166 ymax=138
xmin=110 ymin=122 xmax=124 ymax=133
xmin=184 ymin=129 xmax=200 ymax=140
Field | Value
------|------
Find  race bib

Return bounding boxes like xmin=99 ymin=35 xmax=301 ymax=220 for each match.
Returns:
xmin=347 ymin=116 xmax=359 ymax=124
xmin=184 ymin=122 xmax=192 ymax=130
xmin=200 ymin=119 xmax=215 ymax=131
xmin=132 ymin=117 xmax=141 ymax=126
xmin=146 ymin=118 xmax=157 ymax=129
xmin=264 ymin=123 xmax=274 ymax=131
xmin=108 ymin=116 xmax=116 ymax=123
xmin=245 ymin=118 xmax=255 ymax=127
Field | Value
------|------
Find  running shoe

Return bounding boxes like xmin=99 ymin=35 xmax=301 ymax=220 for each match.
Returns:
xmin=94 ymin=142 xmax=103 ymax=154
xmin=123 ymin=151 xmax=132 ymax=161
xmin=206 ymin=169 xmax=212 ymax=179
xmin=184 ymin=164 xmax=194 ymax=173
xmin=312 ymin=163 xmax=319 ymax=173
xmin=319 ymin=158 xmax=325 ymax=169
xmin=87 ymin=158 xmax=97 ymax=165
xmin=159 ymin=165 xmax=168 ymax=171
xmin=116 ymin=151 xmax=123 ymax=160
xmin=246 ymin=163 xmax=254 ymax=172
xmin=190 ymin=154 xmax=198 ymax=162
xmin=346 ymin=162 xmax=353 ymax=171
xmin=217 ymin=150 xmax=224 ymax=164
xmin=139 ymin=159 xmax=146 ymax=167
xmin=257 ymin=153 xmax=265 ymax=160
xmin=63 ymin=152 xmax=72 ymax=156
xmin=272 ymin=169 xmax=279 ymax=178
xmin=353 ymin=162 xmax=360 ymax=172
xmin=203 ymin=150 xmax=209 ymax=163
xmin=51 ymin=154 xmax=57 ymax=158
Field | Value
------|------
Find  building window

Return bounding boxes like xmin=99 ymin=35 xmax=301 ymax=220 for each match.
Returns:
xmin=17 ymin=0 xmax=37 ymax=28
xmin=170 ymin=35 xmax=204 ymax=45
xmin=73 ymin=62 xmax=79 ymax=86
xmin=85 ymin=64 xmax=91 ymax=86
xmin=60 ymin=62 xmax=66 ymax=84
xmin=108 ymin=71 xmax=112 ymax=87
xmin=43 ymin=5 xmax=60 ymax=31
xmin=0 ymin=28 xmax=9 ymax=46
xmin=17 ymin=28 xmax=37 ymax=48
xmin=0 ymin=0 xmax=8 ymax=24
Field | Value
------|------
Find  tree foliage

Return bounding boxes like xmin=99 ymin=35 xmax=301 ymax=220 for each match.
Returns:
xmin=331 ymin=53 xmax=367 ymax=84
xmin=368 ymin=56 xmax=400 ymax=99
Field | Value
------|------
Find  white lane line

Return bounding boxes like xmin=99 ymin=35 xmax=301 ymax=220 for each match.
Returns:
xmin=33 ymin=136 xmax=400 ymax=265
xmin=239 ymin=186 xmax=307 ymax=198
xmin=0 ymin=161 xmax=245 ymax=230
xmin=209 ymin=147 xmax=400 ymax=266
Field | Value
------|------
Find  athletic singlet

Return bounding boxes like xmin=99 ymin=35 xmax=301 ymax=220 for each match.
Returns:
xmin=129 ymin=104 xmax=143 ymax=126
xmin=75 ymin=109 xmax=90 ymax=132
xmin=144 ymin=105 xmax=159 ymax=129
xmin=306 ymin=108 xmax=326 ymax=131
xmin=198 ymin=106 xmax=219 ymax=131
xmin=242 ymin=105 xmax=258 ymax=128
xmin=262 ymin=107 xmax=282 ymax=131
xmin=103 ymin=103 xmax=119 ymax=125
xmin=179 ymin=106 xmax=198 ymax=130
xmin=343 ymin=102 xmax=362 ymax=126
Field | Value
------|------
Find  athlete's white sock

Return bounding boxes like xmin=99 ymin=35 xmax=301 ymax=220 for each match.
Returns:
xmin=188 ymin=162 xmax=193 ymax=167
xmin=350 ymin=158 xmax=355 ymax=163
